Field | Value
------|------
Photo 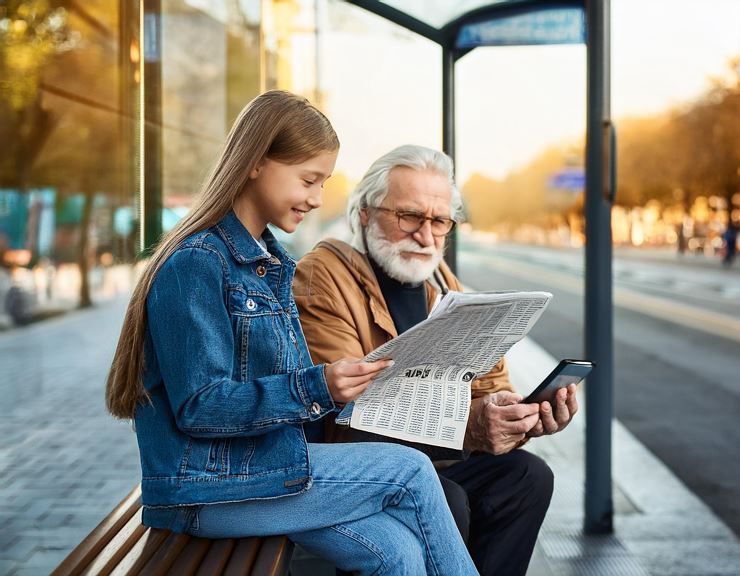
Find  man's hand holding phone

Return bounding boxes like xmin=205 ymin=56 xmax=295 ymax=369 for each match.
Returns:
xmin=527 ymin=383 xmax=579 ymax=437
xmin=522 ymin=359 xmax=592 ymax=438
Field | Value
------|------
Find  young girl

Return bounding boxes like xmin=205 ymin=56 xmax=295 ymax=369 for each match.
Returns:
xmin=105 ymin=90 xmax=477 ymax=575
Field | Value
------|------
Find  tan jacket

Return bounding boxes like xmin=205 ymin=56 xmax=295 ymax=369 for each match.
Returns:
xmin=293 ymin=239 xmax=513 ymax=442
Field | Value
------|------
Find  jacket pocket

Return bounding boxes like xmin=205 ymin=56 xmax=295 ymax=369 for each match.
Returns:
xmin=236 ymin=314 xmax=287 ymax=381
xmin=229 ymin=290 xmax=286 ymax=381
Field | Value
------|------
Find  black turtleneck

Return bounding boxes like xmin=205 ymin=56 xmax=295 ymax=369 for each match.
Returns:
xmin=365 ymin=255 xmax=465 ymax=461
xmin=368 ymin=255 xmax=428 ymax=334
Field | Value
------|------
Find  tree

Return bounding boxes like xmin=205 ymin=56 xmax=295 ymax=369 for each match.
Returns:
xmin=0 ymin=1 xmax=73 ymax=192
xmin=672 ymin=58 xmax=740 ymax=220
xmin=463 ymin=145 xmax=582 ymax=233
xmin=615 ymin=115 xmax=677 ymax=208
xmin=1 ymin=1 xmax=127 ymax=308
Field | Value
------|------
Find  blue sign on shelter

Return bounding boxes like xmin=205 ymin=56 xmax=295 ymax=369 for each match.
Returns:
xmin=548 ymin=168 xmax=585 ymax=191
xmin=456 ymin=7 xmax=586 ymax=48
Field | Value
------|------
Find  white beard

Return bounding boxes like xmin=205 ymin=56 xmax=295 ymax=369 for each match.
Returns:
xmin=365 ymin=220 xmax=444 ymax=284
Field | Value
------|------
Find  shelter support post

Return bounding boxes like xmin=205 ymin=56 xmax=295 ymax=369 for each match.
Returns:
xmin=443 ymin=46 xmax=457 ymax=273
xmin=584 ymin=0 xmax=614 ymax=535
xmin=142 ymin=0 xmax=163 ymax=254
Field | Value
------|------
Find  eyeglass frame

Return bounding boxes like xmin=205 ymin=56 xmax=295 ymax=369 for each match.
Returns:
xmin=368 ymin=205 xmax=457 ymax=237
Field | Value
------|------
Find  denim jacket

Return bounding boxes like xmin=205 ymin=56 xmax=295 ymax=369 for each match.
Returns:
xmin=136 ymin=211 xmax=335 ymax=530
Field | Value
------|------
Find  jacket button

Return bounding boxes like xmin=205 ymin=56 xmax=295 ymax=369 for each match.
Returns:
xmin=246 ymin=298 xmax=256 ymax=310
xmin=256 ymin=265 xmax=266 ymax=277
xmin=310 ymin=402 xmax=321 ymax=415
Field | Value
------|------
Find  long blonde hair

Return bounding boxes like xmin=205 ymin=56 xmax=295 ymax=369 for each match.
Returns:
xmin=106 ymin=90 xmax=339 ymax=419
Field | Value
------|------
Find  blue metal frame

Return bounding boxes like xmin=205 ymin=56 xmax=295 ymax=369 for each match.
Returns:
xmin=584 ymin=0 xmax=614 ymax=534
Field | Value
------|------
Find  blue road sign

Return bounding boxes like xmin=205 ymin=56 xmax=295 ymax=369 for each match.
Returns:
xmin=548 ymin=168 xmax=585 ymax=191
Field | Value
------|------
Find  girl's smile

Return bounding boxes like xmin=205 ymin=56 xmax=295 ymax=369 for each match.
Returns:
xmin=292 ymin=207 xmax=309 ymax=221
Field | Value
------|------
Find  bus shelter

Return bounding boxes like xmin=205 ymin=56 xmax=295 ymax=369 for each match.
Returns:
xmin=342 ymin=0 xmax=616 ymax=534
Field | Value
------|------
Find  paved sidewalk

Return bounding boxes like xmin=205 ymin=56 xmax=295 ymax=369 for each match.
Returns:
xmin=0 ymin=297 xmax=140 ymax=576
xmin=510 ymin=339 xmax=740 ymax=576
xmin=2 ymin=298 xmax=740 ymax=575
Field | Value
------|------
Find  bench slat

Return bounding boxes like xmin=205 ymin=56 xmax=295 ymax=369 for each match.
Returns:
xmin=53 ymin=484 xmax=294 ymax=576
xmin=195 ymin=539 xmax=236 ymax=575
xmin=166 ymin=536 xmax=213 ymax=576
xmin=108 ymin=528 xmax=169 ymax=575
xmin=223 ymin=537 xmax=261 ymax=576
xmin=137 ymin=530 xmax=191 ymax=575
xmin=158 ymin=537 xmax=211 ymax=576
xmin=51 ymin=486 xmax=142 ymax=576
xmin=80 ymin=508 xmax=147 ymax=575
xmin=252 ymin=537 xmax=294 ymax=576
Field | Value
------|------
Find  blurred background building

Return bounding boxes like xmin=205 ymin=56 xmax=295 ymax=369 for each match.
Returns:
xmin=0 ymin=0 xmax=327 ymax=327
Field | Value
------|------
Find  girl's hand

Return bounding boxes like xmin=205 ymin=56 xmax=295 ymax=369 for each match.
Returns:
xmin=324 ymin=358 xmax=394 ymax=404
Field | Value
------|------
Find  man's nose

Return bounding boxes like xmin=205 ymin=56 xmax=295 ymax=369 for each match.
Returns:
xmin=412 ymin=219 xmax=435 ymax=247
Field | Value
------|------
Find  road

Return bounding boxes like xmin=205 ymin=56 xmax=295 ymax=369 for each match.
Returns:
xmin=457 ymin=238 xmax=740 ymax=537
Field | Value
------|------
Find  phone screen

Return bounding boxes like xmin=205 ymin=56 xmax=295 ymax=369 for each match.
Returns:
xmin=523 ymin=360 xmax=593 ymax=404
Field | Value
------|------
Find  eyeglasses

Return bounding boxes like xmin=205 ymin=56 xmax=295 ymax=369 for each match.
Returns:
xmin=370 ymin=206 xmax=457 ymax=237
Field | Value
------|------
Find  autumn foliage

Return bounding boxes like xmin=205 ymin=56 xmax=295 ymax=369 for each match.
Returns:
xmin=463 ymin=57 xmax=740 ymax=244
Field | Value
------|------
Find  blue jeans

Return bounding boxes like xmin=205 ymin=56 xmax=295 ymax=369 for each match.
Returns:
xmin=188 ymin=442 xmax=478 ymax=575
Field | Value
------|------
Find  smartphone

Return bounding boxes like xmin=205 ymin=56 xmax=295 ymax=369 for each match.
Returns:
xmin=522 ymin=359 xmax=594 ymax=404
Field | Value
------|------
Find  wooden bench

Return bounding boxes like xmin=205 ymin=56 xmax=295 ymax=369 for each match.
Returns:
xmin=51 ymin=485 xmax=294 ymax=576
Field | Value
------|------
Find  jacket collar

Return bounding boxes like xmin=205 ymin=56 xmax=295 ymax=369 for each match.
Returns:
xmin=317 ymin=239 xmax=395 ymax=335
xmin=215 ymin=210 xmax=294 ymax=266
xmin=317 ymin=239 xmax=449 ymax=338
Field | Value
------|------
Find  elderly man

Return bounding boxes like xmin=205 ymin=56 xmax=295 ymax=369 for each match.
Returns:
xmin=294 ymin=145 xmax=578 ymax=576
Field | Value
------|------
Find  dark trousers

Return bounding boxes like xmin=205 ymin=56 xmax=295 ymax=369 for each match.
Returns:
xmin=438 ymin=450 xmax=554 ymax=576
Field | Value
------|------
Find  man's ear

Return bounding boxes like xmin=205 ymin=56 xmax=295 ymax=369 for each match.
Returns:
xmin=359 ymin=207 xmax=370 ymax=227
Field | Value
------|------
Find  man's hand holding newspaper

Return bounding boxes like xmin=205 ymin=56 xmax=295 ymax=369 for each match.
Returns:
xmin=335 ymin=291 xmax=553 ymax=450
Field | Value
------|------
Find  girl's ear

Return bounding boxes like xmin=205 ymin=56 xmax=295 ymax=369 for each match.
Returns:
xmin=249 ymin=158 xmax=265 ymax=180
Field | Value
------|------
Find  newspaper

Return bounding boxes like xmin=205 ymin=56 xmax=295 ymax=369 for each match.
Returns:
xmin=335 ymin=291 xmax=552 ymax=449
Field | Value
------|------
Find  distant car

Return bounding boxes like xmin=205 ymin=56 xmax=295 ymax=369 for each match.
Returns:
xmin=0 ymin=267 xmax=37 ymax=326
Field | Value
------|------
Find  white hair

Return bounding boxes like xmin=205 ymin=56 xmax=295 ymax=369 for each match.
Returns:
xmin=347 ymin=145 xmax=463 ymax=252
